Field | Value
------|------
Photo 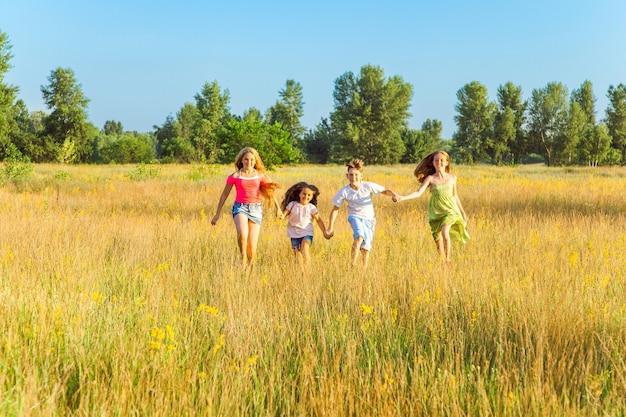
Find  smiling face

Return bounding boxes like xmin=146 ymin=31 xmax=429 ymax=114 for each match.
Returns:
xmin=432 ymin=152 xmax=449 ymax=173
xmin=299 ymin=187 xmax=315 ymax=205
xmin=241 ymin=152 xmax=256 ymax=171
xmin=346 ymin=167 xmax=362 ymax=189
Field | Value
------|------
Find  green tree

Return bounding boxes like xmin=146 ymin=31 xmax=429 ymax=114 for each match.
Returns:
xmin=193 ymin=81 xmax=231 ymax=162
xmin=491 ymin=107 xmax=515 ymax=165
xmin=243 ymin=107 xmax=263 ymax=123
xmin=0 ymin=30 xmax=19 ymax=155
xmin=495 ymin=82 xmax=527 ymax=164
xmin=578 ymin=123 xmax=611 ymax=166
xmin=330 ymin=64 xmax=412 ymax=164
xmin=40 ymin=67 xmax=92 ymax=162
xmin=400 ymin=119 xmax=442 ymax=163
xmin=217 ymin=119 xmax=300 ymax=168
xmin=9 ymin=99 xmax=33 ymax=155
xmin=302 ymin=118 xmax=333 ymax=164
xmin=453 ymin=81 xmax=496 ymax=163
xmin=563 ymin=101 xmax=586 ymax=165
xmin=571 ymin=80 xmax=596 ymax=125
xmin=605 ymin=84 xmax=626 ymax=165
xmin=266 ymin=79 xmax=305 ymax=143
xmin=176 ymin=102 xmax=199 ymax=142
xmin=103 ymin=120 xmax=123 ymax=136
xmin=154 ymin=114 xmax=177 ymax=158
xmin=99 ymin=133 xmax=155 ymax=163
xmin=527 ymin=82 xmax=569 ymax=166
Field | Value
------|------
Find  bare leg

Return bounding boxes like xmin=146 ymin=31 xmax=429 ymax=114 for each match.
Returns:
xmin=441 ymin=224 xmax=452 ymax=262
xmin=301 ymin=240 xmax=312 ymax=272
xmin=233 ymin=214 xmax=249 ymax=266
xmin=360 ymin=248 xmax=370 ymax=270
xmin=351 ymin=236 xmax=364 ymax=267
xmin=293 ymin=247 xmax=304 ymax=272
xmin=246 ymin=220 xmax=261 ymax=267
xmin=435 ymin=234 xmax=444 ymax=261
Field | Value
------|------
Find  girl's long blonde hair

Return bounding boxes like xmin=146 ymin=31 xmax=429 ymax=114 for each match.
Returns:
xmin=413 ymin=151 xmax=451 ymax=183
xmin=234 ymin=146 xmax=279 ymax=203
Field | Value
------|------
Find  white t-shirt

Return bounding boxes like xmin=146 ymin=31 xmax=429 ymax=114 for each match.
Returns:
xmin=331 ymin=181 xmax=385 ymax=221
xmin=285 ymin=201 xmax=318 ymax=238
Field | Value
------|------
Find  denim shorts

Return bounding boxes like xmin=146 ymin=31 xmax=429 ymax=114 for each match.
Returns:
xmin=232 ymin=202 xmax=262 ymax=225
xmin=290 ymin=235 xmax=313 ymax=249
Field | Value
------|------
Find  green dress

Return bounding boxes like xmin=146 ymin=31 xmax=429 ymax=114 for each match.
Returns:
xmin=428 ymin=183 xmax=470 ymax=243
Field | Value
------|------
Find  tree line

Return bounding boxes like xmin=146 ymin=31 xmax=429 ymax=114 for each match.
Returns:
xmin=1 ymin=29 xmax=625 ymax=167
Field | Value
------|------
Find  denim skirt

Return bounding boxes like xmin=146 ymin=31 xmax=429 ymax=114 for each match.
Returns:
xmin=232 ymin=202 xmax=263 ymax=225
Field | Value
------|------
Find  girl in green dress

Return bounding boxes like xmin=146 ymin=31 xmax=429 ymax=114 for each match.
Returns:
xmin=395 ymin=151 xmax=469 ymax=262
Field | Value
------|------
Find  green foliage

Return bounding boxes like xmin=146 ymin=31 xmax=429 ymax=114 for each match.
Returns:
xmin=330 ymin=64 xmax=412 ymax=164
xmin=266 ymin=79 xmax=305 ymax=142
xmin=160 ymin=136 xmax=195 ymax=163
xmin=453 ymin=81 xmax=496 ymax=164
xmin=98 ymin=133 xmax=155 ymax=164
xmin=40 ymin=67 xmax=93 ymax=162
xmin=606 ymin=84 xmax=626 ymax=165
xmin=527 ymin=82 xmax=569 ymax=166
xmin=217 ymin=119 xmax=301 ymax=168
xmin=185 ymin=163 xmax=220 ymax=181
xmin=494 ymin=82 xmax=527 ymax=165
xmin=1 ymin=142 xmax=33 ymax=184
xmin=103 ymin=120 xmax=123 ymax=136
xmin=0 ymin=30 xmax=19 ymax=147
xmin=124 ymin=163 xmax=161 ymax=181
xmin=400 ymin=119 xmax=442 ymax=164
xmin=302 ymin=118 xmax=332 ymax=164
xmin=192 ymin=81 xmax=231 ymax=162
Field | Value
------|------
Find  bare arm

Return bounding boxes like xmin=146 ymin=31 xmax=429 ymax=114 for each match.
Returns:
xmin=452 ymin=181 xmax=468 ymax=221
xmin=327 ymin=206 xmax=340 ymax=236
xmin=396 ymin=176 xmax=431 ymax=202
xmin=313 ymin=212 xmax=332 ymax=239
xmin=381 ymin=189 xmax=399 ymax=200
xmin=273 ymin=195 xmax=284 ymax=219
xmin=211 ymin=183 xmax=234 ymax=225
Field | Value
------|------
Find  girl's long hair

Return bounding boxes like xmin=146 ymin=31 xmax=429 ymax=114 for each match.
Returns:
xmin=413 ymin=150 xmax=451 ymax=183
xmin=234 ymin=146 xmax=278 ymax=203
xmin=280 ymin=182 xmax=320 ymax=211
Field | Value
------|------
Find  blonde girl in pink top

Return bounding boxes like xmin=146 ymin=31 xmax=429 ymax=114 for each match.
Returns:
xmin=212 ymin=147 xmax=283 ymax=269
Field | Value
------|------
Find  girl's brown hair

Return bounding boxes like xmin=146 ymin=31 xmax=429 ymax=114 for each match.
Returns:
xmin=280 ymin=182 xmax=320 ymax=211
xmin=413 ymin=151 xmax=451 ymax=183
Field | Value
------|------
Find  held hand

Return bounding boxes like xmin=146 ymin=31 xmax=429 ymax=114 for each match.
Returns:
xmin=276 ymin=210 xmax=285 ymax=220
xmin=323 ymin=230 xmax=334 ymax=240
xmin=392 ymin=194 xmax=402 ymax=203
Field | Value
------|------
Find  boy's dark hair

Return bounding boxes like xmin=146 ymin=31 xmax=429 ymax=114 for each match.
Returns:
xmin=280 ymin=182 xmax=320 ymax=211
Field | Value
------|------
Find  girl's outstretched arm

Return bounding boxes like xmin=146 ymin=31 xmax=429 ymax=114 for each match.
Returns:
xmin=395 ymin=176 xmax=431 ymax=202
xmin=313 ymin=212 xmax=332 ymax=239
xmin=327 ymin=206 xmax=340 ymax=236
xmin=211 ymin=183 xmax=234 ymax=225
xmin=273 ymin=195 xmax=284 ymax=219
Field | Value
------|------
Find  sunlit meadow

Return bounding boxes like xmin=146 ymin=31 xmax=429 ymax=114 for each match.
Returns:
xmin=1 ymin=162 xmax=625 ymax=416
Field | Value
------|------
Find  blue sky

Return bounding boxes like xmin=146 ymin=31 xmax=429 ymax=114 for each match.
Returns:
xmin=3 ymin=0 xmax=626 ymax=139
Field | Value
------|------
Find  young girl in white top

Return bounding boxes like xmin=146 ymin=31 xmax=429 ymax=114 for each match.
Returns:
xmin=281 ymin=182 xmax=331 ymax=272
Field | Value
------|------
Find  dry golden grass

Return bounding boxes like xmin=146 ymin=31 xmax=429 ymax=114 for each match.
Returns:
xmin=1 ymin=163 xmax=625 ymax=416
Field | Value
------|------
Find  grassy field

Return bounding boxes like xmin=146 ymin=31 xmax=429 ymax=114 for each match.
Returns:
xmin=1 ymin=163 xmax=625 ymax=416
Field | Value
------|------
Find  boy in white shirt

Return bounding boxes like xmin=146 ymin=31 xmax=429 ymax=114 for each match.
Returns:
xmin=327 ymin=159 xmax=398 ymax=269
